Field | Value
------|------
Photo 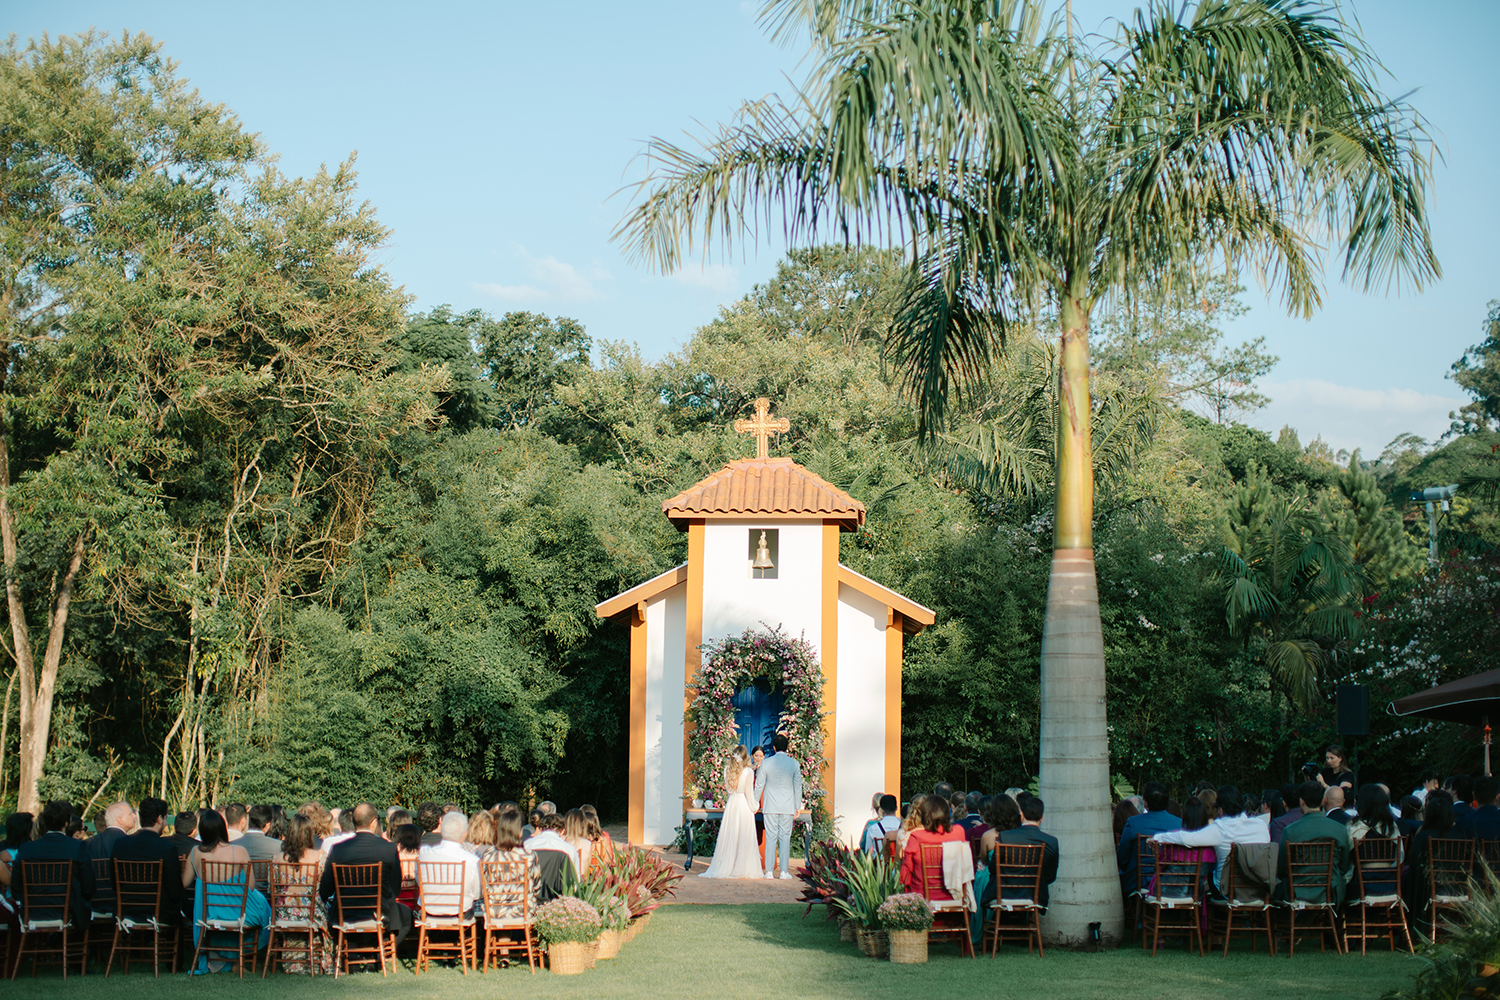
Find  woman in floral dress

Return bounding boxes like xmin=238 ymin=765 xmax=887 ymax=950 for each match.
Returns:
xmin=275 ymin=813 xmax=331 ymax=975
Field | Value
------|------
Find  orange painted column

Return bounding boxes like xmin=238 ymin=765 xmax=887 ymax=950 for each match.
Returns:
xmin=885 ymin=611 xmax=903 ymax=803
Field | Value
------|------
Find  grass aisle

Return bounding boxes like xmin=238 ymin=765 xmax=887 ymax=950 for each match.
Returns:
xmin=6 ymin=904 xmax=1418 ymax=999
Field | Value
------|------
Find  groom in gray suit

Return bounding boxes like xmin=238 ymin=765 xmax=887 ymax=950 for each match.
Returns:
xmin=753 ymin=732 xmax=803 ymax=879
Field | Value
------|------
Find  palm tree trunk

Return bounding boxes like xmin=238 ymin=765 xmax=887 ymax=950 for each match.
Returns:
xmin=1039 ymin=297 xmax=1122 ymax=944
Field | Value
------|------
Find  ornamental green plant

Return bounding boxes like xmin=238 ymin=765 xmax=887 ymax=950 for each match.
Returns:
xmin=533 ymin=897 xmax=603 ymax=946
xmin=832 ymin=850 xmax=902 ymax=930
xmin=877 ymin=893 xmax=936 ymax=932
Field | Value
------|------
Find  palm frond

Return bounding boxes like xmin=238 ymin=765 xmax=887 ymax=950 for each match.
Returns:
xmin=1264 ymin=637 xmax=1325 ymax=712
xmin=1099 ymin=0 xmax=1440 ymax=312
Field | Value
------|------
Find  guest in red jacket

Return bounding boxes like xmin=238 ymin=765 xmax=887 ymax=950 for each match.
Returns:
xmin=900 ymin=795 xmax=968 ymax=900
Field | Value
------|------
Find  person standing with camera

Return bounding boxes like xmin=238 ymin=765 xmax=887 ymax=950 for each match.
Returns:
xmin=1315 ymin=744 xmax=1355 ymax=794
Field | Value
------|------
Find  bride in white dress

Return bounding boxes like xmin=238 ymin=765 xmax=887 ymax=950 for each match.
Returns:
xmin=700 ymin=746 xmax=763 ymax=878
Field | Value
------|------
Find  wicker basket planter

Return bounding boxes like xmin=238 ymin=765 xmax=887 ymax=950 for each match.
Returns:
xmin=585 ymin=938 xmax=600 ymax=968
xmin=596 ymin=929 xmax=623 ymax=960
xmin=855 ymin=928 xmax=889 ymax=958
xmin=888 ymin=929 xmax=928 ymax=964
xmin=548 ymin=942 xmax=591 ymax=975
xmin=838 ymin=918 xmax=857 ymax=942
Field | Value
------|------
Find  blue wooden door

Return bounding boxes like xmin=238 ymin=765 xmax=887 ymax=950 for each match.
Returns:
xmin=732 ymin=679 xmax=786 ymax=750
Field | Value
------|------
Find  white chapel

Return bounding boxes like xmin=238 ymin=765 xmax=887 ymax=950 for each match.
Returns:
xmin=596 ymin=399 xmax=935 ymax=846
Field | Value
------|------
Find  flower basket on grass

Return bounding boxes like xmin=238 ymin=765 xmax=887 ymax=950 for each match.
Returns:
xmin=878 ymin=894 xmax=934 ymax=964
xmin=534 ymin=897 xmax=603 ymax=975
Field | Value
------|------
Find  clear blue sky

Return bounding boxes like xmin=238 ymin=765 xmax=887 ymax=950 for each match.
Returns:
xmin=11 ymin=1 xmax=1497 ymax=455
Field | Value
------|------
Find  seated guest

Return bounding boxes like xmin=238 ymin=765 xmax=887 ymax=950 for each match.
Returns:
xmin=975 ymin=795 xmax=1022 ymax=913
xmin=223 ymin=803 xmax=248 ymax=841
xmin=1118 ymin=782 xmax=1181 ymax=896
xmin=524 ymin=814 xmax=578 ymax=900
xmin=1261 ymin=789 xmax=1285 ymax=823
xmin=169 ymin=810 xmax=200 ymax=858
xmin=996 ymin=796 xmax=1060 ymax=909
xmin=858 ymin=793 xmax=886 ymax=850
xmin=12 ymin=800 xmax=94 ymax=925
xmin=1151 ymin=796 xmax=1216 ymax=898
xmin=418 ymin=811 xmax=481 ymax=917
xmin=1349 ymin=785 xmax=1401 ymax=844
xmin=319 ymin=802 xmax=411 ymax=947
xmin=1196 ymin=788 xmax=1218 ymax=820
xmin=1450 ymin=775 xmax=1477 ymax=836
xmin=1397 ymin=795 xmax=1425 ymax=836
xmin=392 ymin=823 xmax=422 ymax=911
xmin=1470 ymin=775 xmax=1500 ymax=841
xmin=464 ymin=811 xmax=498 ymax=862
xmin=112 ymin=797 xmax=186 ymax=924
xmin=238 ymin=804 xmax=283 ymax=862
xmin=1322 ymin=786 xmax=1353 ymax=824
xmin=966 ymin=795 xmax=992 ymax=846
xmin=1269 ymin=787 xmax=1306 ymax=844
xmin=297 ymin=801 xmax=335 ymax=846
xmin=1406 ymin=790 xmax=1455 ymax=936
xmin=563 ymin=809 xmax=594 ymax=874
xmin=1278 ymin=781 xmax=1352 ymax=907
xmin=581 ymin=808 xmax=615 ymax=869
xmin=862 ymin=795 xmax=901 ymax=855
xmin=1152 ymin=786 xmax=1267 ymax=891
xmin=950 ymin=793 xmax=970 ymax=833
xmin=899 ymin=795 xmax=968 ymax=900
xmin=932 ymin=782 xmax=954 ymax=802
xmin=85 ymin=800 xmax=137 ymax=914
xmin=896 ymin=794 xmax=927 ymax=853
xmin=1112 ymin=798 xmax=1139 ymax=850
xmin=489 ymin=806 xmax=543 ymax=918
xmin=416 ymin=802 xmax=444 ymax=847
xmin=184 ymin=807 xmax=271 ymax=971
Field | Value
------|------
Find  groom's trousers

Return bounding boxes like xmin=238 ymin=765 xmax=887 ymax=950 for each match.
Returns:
xmin=764 ymin=811 xmax=794 ymax=875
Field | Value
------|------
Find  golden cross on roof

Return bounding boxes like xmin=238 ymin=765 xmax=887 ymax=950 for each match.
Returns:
xmin=734 ymin=397 xmax=790 ymax=459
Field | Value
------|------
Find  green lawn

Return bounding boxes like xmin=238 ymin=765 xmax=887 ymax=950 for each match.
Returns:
xmin=7 ymin=905 xmax=1420 ymax=1000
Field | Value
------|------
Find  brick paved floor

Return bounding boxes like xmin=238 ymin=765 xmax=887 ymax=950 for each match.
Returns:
xmin=605 ymin=824 xmax=806 ymax=905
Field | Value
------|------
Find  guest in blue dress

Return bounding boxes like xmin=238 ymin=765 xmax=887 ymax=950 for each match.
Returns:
xmin=184 ymin=809 xmax=271 ymax=973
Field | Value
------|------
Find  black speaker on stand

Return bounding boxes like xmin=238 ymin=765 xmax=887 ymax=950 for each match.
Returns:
xmin=1337 ymin=684 xmax=1370 ymax=790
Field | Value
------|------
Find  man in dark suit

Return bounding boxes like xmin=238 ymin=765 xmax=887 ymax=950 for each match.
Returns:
xmin=1278 ymin=781 xmax=1353 ymax=906
xmin=237 ymin=804 xmax=282 ymax=863
xmin=12 ymin=800 xmax=95 ymax=925
xmin=1470 ymin=776 xmax=1500 ymax=841
xmin=319 ymin=802 xmax=411 ymax=947
xmin=1322 ymin=787 xmax=1352 ymax=825
xmin=1118 ymin=782 xmax=1181 ymax=897
xmin=998 ymin=795 xmax=1060 ymax=909
xmin=84 ymin=800 xmax=136 ymax=915
xmin=168 ymin=810 xmax=200 ymax=858
xmin=1451 ymin=775 xmax=1478 ymax=837
xmin=110 ymin=797 xmax=186 ymax=924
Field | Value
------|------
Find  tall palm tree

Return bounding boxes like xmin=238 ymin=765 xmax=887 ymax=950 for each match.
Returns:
xmin=615 ymin=0 xmax=1438 ymax=942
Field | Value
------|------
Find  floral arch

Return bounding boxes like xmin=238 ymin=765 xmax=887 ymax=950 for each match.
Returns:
xmin=687 ymin=625 xmax=825 ymax=815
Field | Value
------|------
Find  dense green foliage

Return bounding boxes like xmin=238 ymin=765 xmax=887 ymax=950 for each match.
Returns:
xmin=0 ymin=31 xmax=1491 ymax=826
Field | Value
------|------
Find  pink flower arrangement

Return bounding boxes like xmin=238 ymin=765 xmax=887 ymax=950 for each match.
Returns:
xmin=534 ymin=897 xmax=603 ymax=944
xmin=688 ymin=625 xmax=826 ymax=812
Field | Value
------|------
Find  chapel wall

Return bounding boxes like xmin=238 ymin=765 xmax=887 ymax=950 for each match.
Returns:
xmin=700 ymin=521 xmax=824 ymax=652
xmin=834 ymin=583 xmax=889 ymax=844
xmin=643 ymin=585 xmax=687 ymax=846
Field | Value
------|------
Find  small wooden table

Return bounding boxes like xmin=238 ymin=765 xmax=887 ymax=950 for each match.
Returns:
xmin=681 ymin=808 xmax=814 ymax=871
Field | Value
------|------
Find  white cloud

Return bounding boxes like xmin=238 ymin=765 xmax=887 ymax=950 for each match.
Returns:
xmin=1249 ymin=378 xmax=1466 ymax=456
xmin=669 ymin=263 xmax=741 ymax=294
xmin=474 ymin=246 xmax=611 ymax=304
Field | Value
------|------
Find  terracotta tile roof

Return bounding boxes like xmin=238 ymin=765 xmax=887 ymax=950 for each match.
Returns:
xmin=662 ymin=457 xmax=865 ymax=530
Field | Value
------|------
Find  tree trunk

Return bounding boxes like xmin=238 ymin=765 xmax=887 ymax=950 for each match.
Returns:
xmin=15 ymin=533 xmax=85 ymax=814
xmin=1038 ymin=298 xmax=1122 ymax=945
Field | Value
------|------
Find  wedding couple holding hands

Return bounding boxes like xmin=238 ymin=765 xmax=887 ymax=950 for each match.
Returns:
xmin=700 ymin=733 xmax=802 ymax=880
